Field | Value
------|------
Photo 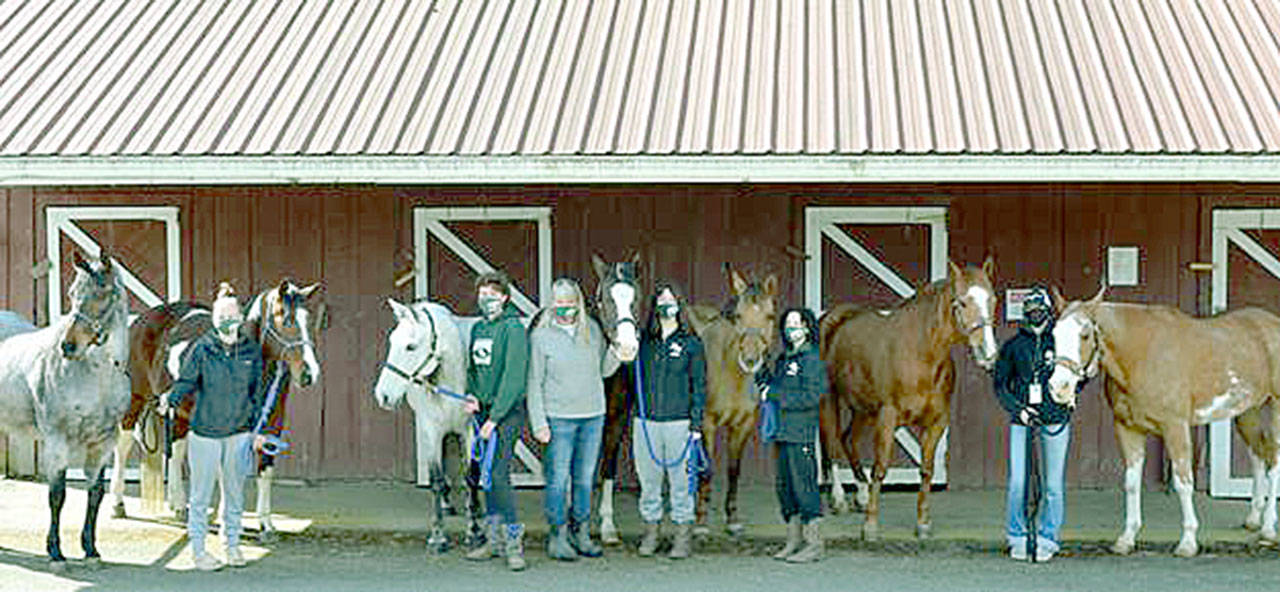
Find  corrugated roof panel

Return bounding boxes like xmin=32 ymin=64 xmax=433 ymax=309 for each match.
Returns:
xmin=832 ymin=0 xmax=867 ymax=153
xmin=1172 ymin=0 xmax=1263 ymax=152
xmin=1004 ymin=0 xmax=1064 ymax=152
xmin=917 ymin=0 xmax=965 ymax=154
xmin=805 ymin=0 xmax=836 ymax=154
xmin=3 ymin=0 xmax=1280 ymax=158
xmin=432 ymin=0 xmax=520 ymax=154
xmin=677 ymin=0 xmax=724 ymax=154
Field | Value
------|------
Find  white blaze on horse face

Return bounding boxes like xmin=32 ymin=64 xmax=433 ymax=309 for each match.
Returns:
xmin=966 ymin=286 xmax=998 ymax=367
xmin=296 ymin=307 xmax=321 ymax=384
xmin=1048 ymin=313 xmax=1086 ymax=404
xmin=609 ymin=282 xmax=638 ymax=361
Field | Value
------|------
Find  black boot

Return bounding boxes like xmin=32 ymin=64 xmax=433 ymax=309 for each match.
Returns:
xmin=570 ymin=522 xmax=603 ymax=558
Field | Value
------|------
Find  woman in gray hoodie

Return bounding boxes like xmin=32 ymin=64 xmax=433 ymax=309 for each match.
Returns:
xmin=527 ymin=278 xmax=620 ymax=561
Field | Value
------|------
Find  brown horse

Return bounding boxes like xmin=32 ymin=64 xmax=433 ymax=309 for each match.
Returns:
xmin=110 ymin=279 xmax=325 ymax=541
xmin=689 ymin=267 xmax=779 ymax=535
xmin=1048 ymin=288 xmax=1280 ymax=557
xmin=820 ymin=257 xmax=997 ymax=540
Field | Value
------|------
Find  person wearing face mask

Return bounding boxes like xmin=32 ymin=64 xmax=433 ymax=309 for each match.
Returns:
xmin=463 ymin=271 xmax=531 ymax=571
xmin=993 ymin=286 xmax=1073 ymax=563
xmin=757 ymin=307 xmax=827 ymax=563
xmin=632 ymin=281 xmax=706 ymax=560
xmin=160 ymin=284 xmax=266 ymax=571
xmin=526 ymin=278 xmax=621 ymax=561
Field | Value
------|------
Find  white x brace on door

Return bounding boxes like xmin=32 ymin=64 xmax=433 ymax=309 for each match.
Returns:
xmin=805 ymin=206 xmax=949 ymax=486
xmin=1209 ymin=208 xmax=1280 ymax=498
xmin=414 ymin=206 xmax=551 ymax=487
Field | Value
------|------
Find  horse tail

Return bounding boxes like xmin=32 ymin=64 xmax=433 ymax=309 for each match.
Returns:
xmin=819 ymin=304 xmax=861 ymax=356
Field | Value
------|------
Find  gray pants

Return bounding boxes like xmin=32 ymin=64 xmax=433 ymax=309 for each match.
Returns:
xmin=632 ymin=418 xmax=695 ymax=524
xmin=187 ymin=431 xmax=254 ymax=554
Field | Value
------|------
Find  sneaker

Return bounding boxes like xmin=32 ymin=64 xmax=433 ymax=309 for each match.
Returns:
xmin=1035 ymin=547 xmax=1056 ymax=562
xmin=193 ymin=552 xmax=224 ymax=571
xmin=1009 ymin=544 xmax=1028 ymax=561
xmin=227 ymin=547 xmax=246 ymax=568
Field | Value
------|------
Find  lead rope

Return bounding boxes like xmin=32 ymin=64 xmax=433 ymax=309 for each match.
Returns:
xmin=634 ymin=351 xmax=694 ymax=469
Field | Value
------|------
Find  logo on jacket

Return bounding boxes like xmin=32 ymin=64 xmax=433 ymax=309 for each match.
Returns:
xmin=786 ymin=361 xmax=800 ymax=376
xmin=472 ymin=338 xmax=494 ymax=366
xmin=668 ymin=342 xmax=683 ymax=358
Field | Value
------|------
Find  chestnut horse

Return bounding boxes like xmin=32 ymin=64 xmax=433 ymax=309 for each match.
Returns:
xmin=109 ymin=279 xmax=325 ymax=542
xmin=820 ymin=258 xmax=997 ymax=540
xmin=1048 ymin=288 xmax=1280 ymax=557
xmin=688 ymin=267 xmax=779 ymax=535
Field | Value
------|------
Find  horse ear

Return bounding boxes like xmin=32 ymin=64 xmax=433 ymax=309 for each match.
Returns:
xmin=591 ymin=253 xmax=609 ymax=280
xmin=948 ymin=258 xmax=963 ymax=280
xmin=728 ymin=266 xmax=747 ymax=295
xmin=981 ymin=255 xmax=996 ymax=280
xmin=388 ymin=299 xmax=414 ymax=322
xmin=276 ymin=278 xmax=291 ymax=297
xmin=629 ymin=251 xmax=641 ymax=270
xmin=762 ymin=274 xmax=779 ymax=297
xmin=73 ymin=250 xmax=92 ymax=273
xmin=1088 ymin=283 xmax=1107 ymax=305
xmin=298 ymin=282 xmax=324 ymax=301
xmin=1051 ymin=286 xmax=1068 ymax=314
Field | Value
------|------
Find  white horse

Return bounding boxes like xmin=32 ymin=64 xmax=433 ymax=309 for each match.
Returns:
xmin=374 ymin=299 xmax=483 ymax=553
xmin=0 ymin=252 xmax=131 ymax=569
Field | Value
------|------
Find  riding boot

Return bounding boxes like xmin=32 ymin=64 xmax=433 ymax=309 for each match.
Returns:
xmin=786 ymin=519 xmax=824 ymax=563
xmin=504 ymin=523 xmax=527 ymax=571
xmin=465 ymin=517 xmax=502 ymax=561
xmin=637 ymin=522 xmax=660 ymax=557
xmin=547 ymin=525 xmax=578 ymax=562
xmin=668 ymin=523 xmax=692 ymax=560
xmin=570 ymin=522 xmax=603 ymax=558
xmin=773 ymin=517 xmax=802 ymax=560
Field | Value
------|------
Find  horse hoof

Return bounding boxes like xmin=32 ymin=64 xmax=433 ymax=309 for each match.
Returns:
xmin=1174 ymin=541 xmax=1198 ymax=558
xmin=601 ymin=528 xmax=621 ymax=546
xmin=1244 ymin=518 xmax=1262 ymax=532
xmin=726 ymin=523 xmax=745 ymax=537
xmin=48 ymin=560 xmax=67 ymax=574
xmin=175 ymin=509 xmax=188 ymax=524
xmin=258 ymin=529 xmax=278 ymax=544
xmin=112 ymin=504 xmax=127 ymax=519
xmin=861 ymin=523 xmax=880 ymax=542
xmin=692 ymin=525 xmax=711 ymax=537
xmin=1111 ymin=539 xmax=1134 ymax=556
xmin=82 ymin=556 xmax=102 ymax=570
xmin=916 ymin=523 xmax=933 ymax=540
xmin=427 ymin=537 xmax=451 ymax=555
xmin=830 ymin=498 xmax=849 ymax=515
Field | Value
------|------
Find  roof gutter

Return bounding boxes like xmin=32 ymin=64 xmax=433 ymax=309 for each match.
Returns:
xmin=2 ymin=154 xmax=1280 ymax=185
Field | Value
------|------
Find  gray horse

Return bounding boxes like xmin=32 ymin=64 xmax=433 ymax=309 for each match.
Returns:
xmin=0 ymin=252 xmax=130 ymax=569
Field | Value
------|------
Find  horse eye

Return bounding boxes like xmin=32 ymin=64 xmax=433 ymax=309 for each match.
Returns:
xmin=405 ymin=344 xmax=418 ymax=352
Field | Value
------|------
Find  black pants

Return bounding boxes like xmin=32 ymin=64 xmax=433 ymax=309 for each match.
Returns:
xmin=775 ymin=441 xmax=821 ymax=524
xmin=485 ymin=410 xmax=525 ymax=525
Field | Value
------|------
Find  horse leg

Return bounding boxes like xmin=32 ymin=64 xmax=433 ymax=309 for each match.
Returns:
xmin=81 ymin=464 xmax=109 ymax=566
xmin=168 ymin=436 xmax=189 ymax=522
xmin=915 ymin=420 xmax=947 ymax=540
xmin=138 ymin=415 xmax=166 ymax=517
xmin=1234 ymin=407 xmax=1269 ymax=532
xmin=109 ymin=427 xmax=133 ymax=518
xmin=723 ymin=425 xmax=751 ymax=536
xmin=862 ymin=409 xmax=896 ymax=542
xmin=256 ymin=464 xmax=277 ymax=543
xmin=427 ymin=462 xmax=451 ymax=554
xmin=695 ymin=421 xmax=719 ymax=535
xmin=819 ymin=393 xmax=849 ymax=514
xmin=1111 ymin=423 xmax=1146 ymax=555
xmin=598 ymin=415 xmax=624 ymax=545
xmin=1257 ymin=403 xmax=1280 ymax=546
xmin=1164 ymin=423 xmax=1199 ymax=557
xmin=46 ymin=466 xmax=68 ymax=567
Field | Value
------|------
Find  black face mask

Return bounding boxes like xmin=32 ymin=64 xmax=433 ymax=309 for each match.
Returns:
xmin=1026 ymin=308 xmax=1051 ymax=328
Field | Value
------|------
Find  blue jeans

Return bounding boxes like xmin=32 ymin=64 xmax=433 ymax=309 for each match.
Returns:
xmin=544 ymin=415 xmax=604 ymax=527
xmin=1007 ymin=422 xmax=1071 ymax=554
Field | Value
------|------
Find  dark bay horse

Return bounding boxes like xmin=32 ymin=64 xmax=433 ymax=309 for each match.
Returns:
xmin=588 ymin=253 xmax=641 ymax=545
xmin=820 ymin=257 xmax=997 ymax=541
xmin=110 ymin=279 xmax=325 ymax=541
xmin=1049 ymin=288 xmax=1280 ymax=556
xmin=689 ymin=267 xmax=779 ymax=535
xmin=0 ymin=251 xmax=130 ymax=569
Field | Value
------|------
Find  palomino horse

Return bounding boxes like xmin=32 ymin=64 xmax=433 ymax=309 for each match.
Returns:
xmin=109 ymin=279 xmax=325 ymax=541
xmin=688 ymin=267 xmax=779 ymax=535
xmin=1048 ymin=288 xmax=1280 ymax=557
xmin=375 ymin=299 xmax=483 ymax=552
xmin=588 ymin=253 xmax=641 ymax=545
xmin=820 ymin=258 xmax=998 ymax=540
xmin=0 ymin=252 xmax=130 ymax=568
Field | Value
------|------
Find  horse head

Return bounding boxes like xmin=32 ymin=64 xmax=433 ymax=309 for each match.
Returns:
xmin=1048 ymin=285 xmax=1105 ymax=407
xmin=592 ymin=252 xmax=641 ymax=363
xmin=62 ymin=251 xmax=125 ymax=359
xmin=374 ymin=299 xmax=440 ymax=410
xmin=723 ymin=266 xmax=778 ymax=375
xmin=947 ymin=256 xmax=999 ymax=371
xmin=248 ymin=279 xmax=325 ymax=388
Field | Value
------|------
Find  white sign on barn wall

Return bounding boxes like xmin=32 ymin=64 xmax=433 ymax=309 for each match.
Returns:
xmin=413 ymin=206 xmax=551 ymax=487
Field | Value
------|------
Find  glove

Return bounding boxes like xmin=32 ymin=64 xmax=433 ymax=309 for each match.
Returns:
xmin=689 ymin=428 xmax=703 ymax=441
xmin=1018 ymin=406 xmax=1039 ymax=426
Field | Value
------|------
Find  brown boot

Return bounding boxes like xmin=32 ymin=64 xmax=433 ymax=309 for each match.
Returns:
xmin=638 ymin=523 xmax=660 ymax=557
xmin=786 ymin=519 xmax=823 ymax=563
xmin=668 ymin=523 xmax=692 ymax=559
xmin=773 ymin=517 xmax=802 ymax=560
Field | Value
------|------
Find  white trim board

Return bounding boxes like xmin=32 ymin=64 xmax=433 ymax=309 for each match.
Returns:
xmin=1208 ymin=209 xmax=1280 ymax=498
xmin=7 ymin=155 xmax=1280 ymax=185
xmin=806 ymin=206 xmax=949 ymax=487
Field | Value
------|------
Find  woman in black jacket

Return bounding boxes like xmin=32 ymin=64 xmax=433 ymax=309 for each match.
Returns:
xmin=759 ymin=306 xmax=826 ymax=563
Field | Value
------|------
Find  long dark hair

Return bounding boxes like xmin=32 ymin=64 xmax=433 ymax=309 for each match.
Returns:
xmin=644 ymin=280 xmax=690 ymax=338
xmin=775 ymin=306 xmax=820 ymax=357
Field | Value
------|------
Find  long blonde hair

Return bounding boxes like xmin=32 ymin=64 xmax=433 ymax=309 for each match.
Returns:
xmin=536 ymin=277 xmax=595 ymax=345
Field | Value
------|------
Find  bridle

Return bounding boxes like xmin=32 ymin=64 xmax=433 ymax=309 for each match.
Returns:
xmin=1052 ymin=315 xmax=1101 ymax=382
xmin=381 ymin=304 xmax=440 ymax=387
xmin=257 ymin=294 xmax=316 ymax=354
xmin=951 ymin=297 xmax=991 ymax=340
xmin=597 ymin=263 xmax=639 ymax=340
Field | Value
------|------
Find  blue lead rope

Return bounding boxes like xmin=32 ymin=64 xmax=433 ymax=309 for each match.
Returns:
xmin=759 ymin=397 xmax=779 ymax=443
xmin=429 ymin=384 xmax=497 ymax=492
xmin=253 ymin=361 xmax=291 ymax=457
xmin=634 ymin=351 xmax=707 ymax=495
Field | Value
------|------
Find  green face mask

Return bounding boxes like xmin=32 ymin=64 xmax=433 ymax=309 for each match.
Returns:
xmin=478 ymin=295 xmax=503 ymax=317
xmin=554 ymin=306 xmax=578 ymax=323
xmin=659 ymin=303 xmax=679 ymax=319
xmin=786 ymin=327 xmax=808 ymax=347
xmin=217 ymin=319 xmax=241 ymax=339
